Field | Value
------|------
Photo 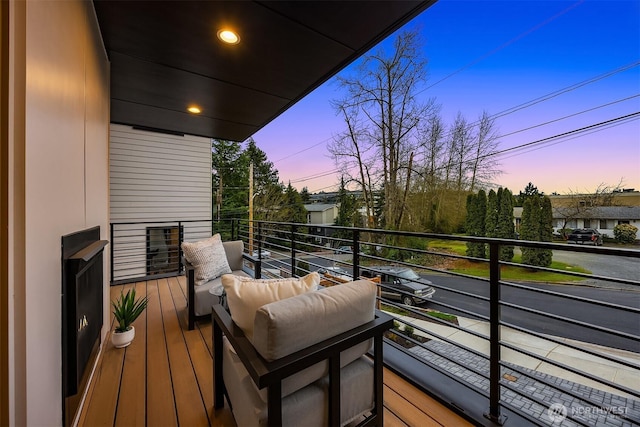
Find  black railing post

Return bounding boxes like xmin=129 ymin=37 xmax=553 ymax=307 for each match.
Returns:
xmin=291 ymin=224 xmax=297 ymax=277
xmin=484 ymin=241 xmax=506 ymax=425
xmin=178 ymin=222 xmax=184 ymax=274
xmin=255 ymin=222 xmax=262 ymax=279
xmin=110 ymin=222 xmax=114 ymax=284
xmin=231 ymin=219 xmax=236 ymax=240
xmin=352 ymin=228 xmax=360 ymax=279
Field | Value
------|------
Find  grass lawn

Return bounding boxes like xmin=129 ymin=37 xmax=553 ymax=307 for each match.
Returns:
xmin=426 ymin=239 xmax=591 ymax=282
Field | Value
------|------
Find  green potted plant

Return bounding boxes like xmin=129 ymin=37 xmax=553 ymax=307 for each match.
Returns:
xmin=111 ymin=288 xmax=148 ymax=348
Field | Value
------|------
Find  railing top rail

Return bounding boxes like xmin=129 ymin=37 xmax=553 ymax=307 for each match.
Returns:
xmin=111 ymin=219 xmax=212 ymax=225
xmin=234 ymin=218 xmax=640 ymax=258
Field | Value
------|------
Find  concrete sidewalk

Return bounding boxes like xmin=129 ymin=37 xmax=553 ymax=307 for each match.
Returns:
xmin=391 ymin=313 xmax=640 ymax=425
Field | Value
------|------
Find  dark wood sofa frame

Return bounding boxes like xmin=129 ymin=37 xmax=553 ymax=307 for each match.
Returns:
xmin=212 ymin=303 xmax=394 ymax=426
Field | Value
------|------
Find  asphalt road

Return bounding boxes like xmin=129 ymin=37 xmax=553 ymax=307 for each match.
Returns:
xmin=423 ymin=274 xmax=640 ymax=353
xmin=273 ymin=253 xmax=640 ymax=352
xmin=549 ymin=248 xmax=640 ymax=290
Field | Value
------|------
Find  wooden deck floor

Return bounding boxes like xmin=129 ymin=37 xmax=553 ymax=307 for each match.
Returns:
xmin=78 ymin=277 xmax=472 ymax=427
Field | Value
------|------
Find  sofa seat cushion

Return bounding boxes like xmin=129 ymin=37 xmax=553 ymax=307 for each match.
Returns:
xmin=194 ymin=269 xmax=249 ymax=317
xmin=222 ymin=337 xmax=374 ymax=427
xmin=221 ymin=272 xmax=320 ymax=340
xmin=182 ymin=234 xmax=231 ymax=286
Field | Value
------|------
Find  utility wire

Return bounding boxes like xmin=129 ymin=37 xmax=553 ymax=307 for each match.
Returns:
xmin=499 ymin=116 xmax=638 ymax=161
xmin=497 ymin=94 xmax=640 ymax=140
xmin=266 ymin=60 xmax=639 ymax=173
xmin=418 ymin=0 xmax=587 ymax=95
xmin=273 ymin=136 xmax=333 ymax=164
xmin=284 ymin=97 xmax=638 ymax=186
xmin=492 ymin=112 xmax=639 ymax=158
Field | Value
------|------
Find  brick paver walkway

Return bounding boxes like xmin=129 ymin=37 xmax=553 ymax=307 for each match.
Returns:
xmin=410 ymin=340 xmax=640 ymax=426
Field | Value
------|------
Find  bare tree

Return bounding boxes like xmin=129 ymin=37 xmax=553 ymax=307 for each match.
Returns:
xmin=468 ymin=110 xmax=501 ymax=192
xmin=328 ymin=103 xmax=377 ymax=227
xmin=330 ymin=28 xmax=435 ymax=230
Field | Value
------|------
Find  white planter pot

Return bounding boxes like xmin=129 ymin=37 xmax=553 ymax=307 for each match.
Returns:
xmin=112 ymin=326 xmax=135 ymax=348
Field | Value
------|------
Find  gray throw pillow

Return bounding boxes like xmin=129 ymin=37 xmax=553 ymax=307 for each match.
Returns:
xmin=182 ymin=234 xmax=231 ymax=286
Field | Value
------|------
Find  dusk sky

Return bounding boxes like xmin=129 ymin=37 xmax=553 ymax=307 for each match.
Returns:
xmin=251 ymin=0 xmax=640 ymax=196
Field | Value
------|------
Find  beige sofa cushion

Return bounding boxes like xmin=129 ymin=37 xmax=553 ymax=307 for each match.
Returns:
xmin=252 ymin=279 xmax=377 ymax=361
xmin=182 ymin=234 xmax=231 ymax=286
xmin=221 ymin=272 xmax=320 ymax=340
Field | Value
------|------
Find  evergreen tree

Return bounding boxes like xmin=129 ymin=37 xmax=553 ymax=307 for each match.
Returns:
xmin=519 ymin=183 xmax=553 ymax=267
xmin=212 ymin=139 xmax=248 ymax=236
xmin=333 ymin=178 xmax=360 ymax=244
xmin=485 ymin=189 xmax=498 ymax=238
xmin=280 ymin=183 xmax=307 ymax=224
xmin=243 ymin=138 xmax=280 ymax=190
xmin=496 ymin=188 xmax=515 ymax=261
xmin=465 ymin=190 xmax=486 ymax=258
xmin=539 ymin=196 xmax=554 ymax=266
xmin=520 ymin=196 xmax=539 ymax=266
xmin=300 ymin=187 xmax=311 ymax=203
xmin=334 ymin=178 xmax=359 ymax=227
xmin=515 ymin=182 xmax=539 ymax=207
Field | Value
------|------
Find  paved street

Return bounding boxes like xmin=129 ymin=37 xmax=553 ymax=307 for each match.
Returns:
xmin=424 ymin=274 xmax=640 ymax=353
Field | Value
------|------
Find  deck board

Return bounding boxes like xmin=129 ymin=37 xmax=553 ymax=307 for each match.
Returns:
xmin=78 ymin=277 xmax=469 ymax=427
xmin=114 ymin=282 xmax=147 ymax=426
xmin=145 ymin=279 xmax=178 ymax=426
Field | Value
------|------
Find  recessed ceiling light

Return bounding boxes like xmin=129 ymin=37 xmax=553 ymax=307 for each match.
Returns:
xmin=217 ymin=29 xmax=240 ymax=45
xmin=187 ymin=106 xmax=201 ymax=114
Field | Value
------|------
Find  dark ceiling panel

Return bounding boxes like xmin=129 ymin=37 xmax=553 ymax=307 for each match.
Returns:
xmin=109 ymin=53 xmax=290 ymax=126
xmin=110 ymin=100 xmax=259 ymax=141
xmin=93 ymin=0 xmax=435 ymax=141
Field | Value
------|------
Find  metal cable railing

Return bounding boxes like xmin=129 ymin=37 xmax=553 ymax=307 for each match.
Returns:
xmin=110 ymin=218 xmax=640 ymax=426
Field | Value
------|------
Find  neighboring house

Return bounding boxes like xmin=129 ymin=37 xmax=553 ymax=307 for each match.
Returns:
xmin=304 ymin=204 xmax=339 ymax=245
xmin=552 ymin=206 xmax=640 ymax=238
xmin=513 ymin=206 xmax=640 ymax=239
xmin=549 ymin=190 xmax=640 ymax=208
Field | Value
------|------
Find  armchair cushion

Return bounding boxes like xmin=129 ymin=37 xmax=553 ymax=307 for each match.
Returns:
xmin=221 ymin=272 xmax=320 ymax=340
xmin=182 ymin=234 xmax=231 ymax=286
xmin=253 ymin=279 xmax=377 ymax=361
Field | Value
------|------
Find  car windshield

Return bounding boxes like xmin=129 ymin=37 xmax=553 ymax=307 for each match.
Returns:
xmin=397 ymin=269 xmax=420 ymax=281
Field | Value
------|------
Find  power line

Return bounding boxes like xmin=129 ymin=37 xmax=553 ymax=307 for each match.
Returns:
xmin=499 ymin=116 xmax=638 ymax=162
xmin=489 ymin=62 xmax=639 ymax=122
xmin=267 ymin=61 xmax=639 ymax=177
xmin=272 ymin=136 xmax=333 ymax=164
xmin=492 ymin=112 xmax=639 ymax=158
xmin=417 ymin=0 xmax=586 ymax=94
xmin=288 ymin=168 xmax=342 ymax=184
xmin=496 ymin=94 xmax=640 ymax=140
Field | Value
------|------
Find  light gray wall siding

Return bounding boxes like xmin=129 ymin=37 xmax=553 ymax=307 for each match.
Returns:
xmin=109 ymin=124 xmax=212 ymax=281
xmin=110 ymin=124 xmax=211 ymax=222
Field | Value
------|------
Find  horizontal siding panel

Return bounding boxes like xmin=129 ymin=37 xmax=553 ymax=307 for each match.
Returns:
xmin=111 ymin=135 xmax=208 ymax=153
xmin=110 ymin=194 xmax=211 ymax=202
xmin=111 ymin=202 xmax=210 ymax=210
xmin=113 ymin=150 xmax=211 ymax=166
xmin=111 ymin=129 xmax=206 ymax=149
xmin=110 ymin=166 xmax=208 ymax=179
xmin=110 ymin=160 xmax=209 ymax=174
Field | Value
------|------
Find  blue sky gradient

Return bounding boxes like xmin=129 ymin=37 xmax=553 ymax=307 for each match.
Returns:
xmin=252 ymin=0 xmax=640 ymax=195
